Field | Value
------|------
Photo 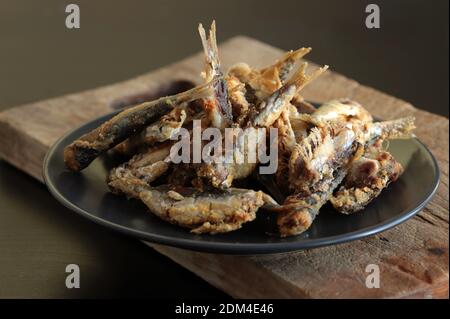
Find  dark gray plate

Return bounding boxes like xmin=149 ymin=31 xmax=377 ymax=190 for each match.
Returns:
xmin=43 ymin=112 xmax=440 ymax=254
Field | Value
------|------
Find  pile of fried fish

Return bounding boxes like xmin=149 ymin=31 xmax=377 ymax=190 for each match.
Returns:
xmin=64 ymin=22 xmax=415 ymax=237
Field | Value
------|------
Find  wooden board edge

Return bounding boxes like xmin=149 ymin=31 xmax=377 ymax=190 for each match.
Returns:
xmin=0 ymin=115 xmax=46 ymax=181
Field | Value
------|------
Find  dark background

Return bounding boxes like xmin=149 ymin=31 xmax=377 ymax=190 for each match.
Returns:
xmin=0 ymin=0 xmax=448 ymax=298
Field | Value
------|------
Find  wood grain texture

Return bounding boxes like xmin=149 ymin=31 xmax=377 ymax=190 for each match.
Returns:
xmin=0 ymin=36 xmax=448 ymax=298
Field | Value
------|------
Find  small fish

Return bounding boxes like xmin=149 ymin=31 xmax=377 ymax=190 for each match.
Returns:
xmin=110 ymin=167 xmax=277 ymax=234
xmin=113 ymin=107 xmax=187 ymax=155
xmin=64 ymin=82 xmax=213 ymax=171
xmin=273 ymin=169 xmax=347 ymax=237
xmin=198 ymin=21 xmax=233 ymax=128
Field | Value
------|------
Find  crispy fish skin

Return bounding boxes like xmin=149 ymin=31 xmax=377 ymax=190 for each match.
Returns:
xmin=275 ymin=170 xmax=346 ymax=237
xmin=226 ymin=75 xmax=251 ymax=125
xmin=64 ymin=83 xmax=212 ymax=171
xmin=107 ymin=143 xmax=172 ymax=192
xmin=330 ymin=147 xmax=403 ymax=214
xmin=273 ymin=48 xmax=312 ymax=82
xmin=305 ymin=99 xmax=373 ymax=125
xmin=252 ymin=63 xmax=328 ymax=127
xmin=277 ymin=103 xmax=414 ymax=236
xmin=274 ymin=124 xmax=360 ymax=237
xmin=195 ymin=126 xmax=263 ymax=189
xmin=273 ymin=109 xmax=297 ymax=194
xmin=140 ymin=186 xmax=266 ymax=234
xmin=107 ymin=146 xmax=278 ymax=234
xmin=368 ymin=116 xmax=416 ymax=141
xmin=288 ymin=125 xmax=358 ymax=195
xmin=228 ymin=47 xmax=311 ymax=100
xmin=198 ymin=21 xmax=233 ymax=128
xmin=288 ymin=115 xmax=414 ymax=196
xmin=110 ymin=172 xmax=274 ymax=234
xmin=112 ymin=130 xmax=147 ymax=156
xmin=290 ymin=95 xmax=317 ymax=114
xmin=195 ymin=64 xmax=329 ymax=190
xmin=113 ymin=107 xmax=187 ymax=155
xmin=190 ymin=42 xmax=326 ymax=190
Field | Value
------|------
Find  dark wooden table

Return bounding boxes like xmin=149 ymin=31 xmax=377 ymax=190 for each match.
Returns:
xmin=0 ymin=1 xmax=447 ymax=298
xmin=0 ymin=161 xmax=229 ymax=298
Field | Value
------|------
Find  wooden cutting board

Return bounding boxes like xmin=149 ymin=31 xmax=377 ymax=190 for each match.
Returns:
xmin=0 ymin=36 xmax=448 ymax=298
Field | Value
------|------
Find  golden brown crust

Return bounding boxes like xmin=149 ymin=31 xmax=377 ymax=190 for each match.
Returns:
xmin=330 ymin=149 xmax=404 ymax=214
xmin=63 ymin=23 xmax=415 ymax=237
xmin=64 ymin=83 xmax=212 ymax=171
